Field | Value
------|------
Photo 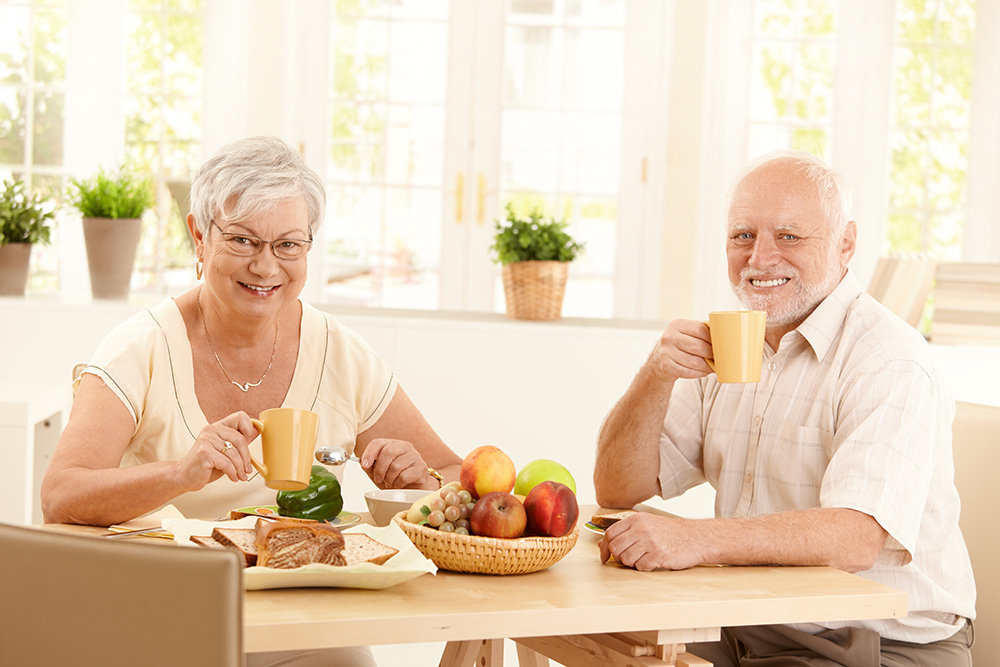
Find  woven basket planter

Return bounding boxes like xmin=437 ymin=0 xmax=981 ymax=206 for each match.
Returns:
xmin=501 ymin=260 xmax=569 ymax=321
xmin=393 ymin=512 xmax=578 ymax=575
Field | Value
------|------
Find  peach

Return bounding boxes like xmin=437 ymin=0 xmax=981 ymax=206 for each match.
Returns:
xmin=460 ymin=445 xmax=516 ymax=499
xmin=523 ymin=481 xmax=579 ymax=537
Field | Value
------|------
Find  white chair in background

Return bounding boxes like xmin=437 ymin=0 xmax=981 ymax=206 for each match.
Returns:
xmin=867 ymin=252 xmax=937 ymax=329
xmin=931 ymin=262 xmax=1000 ymax=345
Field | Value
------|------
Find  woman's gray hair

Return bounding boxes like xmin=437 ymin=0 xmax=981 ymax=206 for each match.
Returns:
xmin=189 ymin=136 xmax=326 ymax=235
xmin=727 ymin=149 xmax=853 ymax=236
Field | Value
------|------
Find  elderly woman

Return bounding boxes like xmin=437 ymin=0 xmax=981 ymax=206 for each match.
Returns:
xmin=43 ymin=136 xmax=461 ymax=665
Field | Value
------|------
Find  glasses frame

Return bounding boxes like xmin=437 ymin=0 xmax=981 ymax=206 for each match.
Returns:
xmin=209 ymin=220 xmax=313 ymax=261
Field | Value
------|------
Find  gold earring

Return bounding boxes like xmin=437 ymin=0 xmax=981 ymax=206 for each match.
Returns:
xmin=196 ymin=259 xmax=203 ymax=280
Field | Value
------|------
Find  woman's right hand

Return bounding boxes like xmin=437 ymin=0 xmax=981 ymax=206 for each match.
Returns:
xmin=175 ymin=412 xmax=260 ymax=491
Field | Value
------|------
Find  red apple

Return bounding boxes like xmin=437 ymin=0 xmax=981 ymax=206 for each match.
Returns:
xmin=460 ymin=445 xmax=516 ymax=499
xmin=469 ymin=492 xmax=527 ymax=539
xmin=523 ymin=481 xmax=579 ymax=537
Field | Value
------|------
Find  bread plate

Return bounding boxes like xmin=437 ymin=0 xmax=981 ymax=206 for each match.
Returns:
xmin=233 ymin=505 xmax=362 ymax=529
xmin=243 ymin=522 xmax=437 ymax=591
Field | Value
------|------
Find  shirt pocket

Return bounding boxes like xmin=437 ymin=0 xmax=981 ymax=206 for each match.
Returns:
xmin=762 ymin=421 xmax=833 ymax=511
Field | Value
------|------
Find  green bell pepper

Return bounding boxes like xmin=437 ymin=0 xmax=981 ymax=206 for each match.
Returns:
xmin=276 ymin=465 xmax=343 ymax=522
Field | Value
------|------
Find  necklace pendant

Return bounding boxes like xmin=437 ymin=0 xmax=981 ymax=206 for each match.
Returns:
xmin=232 ymin=379 xmax=263 ymax=392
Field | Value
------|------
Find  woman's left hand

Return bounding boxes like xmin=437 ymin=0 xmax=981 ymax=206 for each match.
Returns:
xmin=359 ymin=438 xmax=437 ymax=490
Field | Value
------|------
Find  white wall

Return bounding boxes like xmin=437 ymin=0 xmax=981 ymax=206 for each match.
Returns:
xmin=0 ymin=296 xmax=719 ymax=525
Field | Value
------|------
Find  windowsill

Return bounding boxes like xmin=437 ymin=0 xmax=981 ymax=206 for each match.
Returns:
xmin=1 ymin=292 xmax=668 ymax=332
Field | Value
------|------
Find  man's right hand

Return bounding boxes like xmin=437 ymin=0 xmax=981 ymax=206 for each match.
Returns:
xmin=648 ymin=319 xmax=716 ymax=383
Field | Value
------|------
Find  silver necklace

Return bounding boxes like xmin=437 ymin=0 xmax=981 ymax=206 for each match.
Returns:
xmin=197 ymin=291 xmax=279 ymax=392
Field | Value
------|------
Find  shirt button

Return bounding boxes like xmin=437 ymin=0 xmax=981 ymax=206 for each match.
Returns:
xmin=753 ymin=415 xmax=761 ymax=426
xmin=745 ymin=473 xmax=753 ymax=484
xmin=767 ymin=362 xmax=777 ymax=371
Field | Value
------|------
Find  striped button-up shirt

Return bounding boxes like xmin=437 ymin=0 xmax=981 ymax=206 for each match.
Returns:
xmin=658 ymin=271 xmax=975 ymax=643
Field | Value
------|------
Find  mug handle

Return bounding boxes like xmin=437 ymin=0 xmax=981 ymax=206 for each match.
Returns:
xmin=248 ymin=418 xmax=267 ymax=479
xmin=702 ymin=320 xmax=716 ymax=372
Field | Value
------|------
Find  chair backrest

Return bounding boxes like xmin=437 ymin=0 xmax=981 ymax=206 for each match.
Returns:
xmin=867 ymin=253 xmax=937 ymax=328
xmin=0 ymin=523 xmax=245 ymax=667
xmin=931 ymin=262 xmax=1000 ymax=345
xmin=952 ymin=401 xmax=1000 ymax=664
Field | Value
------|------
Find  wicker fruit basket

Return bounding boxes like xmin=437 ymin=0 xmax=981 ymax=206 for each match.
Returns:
xmin=392 ymin=512 xmax=579 ymax=575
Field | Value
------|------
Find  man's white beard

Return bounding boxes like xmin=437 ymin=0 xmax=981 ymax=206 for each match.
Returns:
xmin=732 ymin=264 xmax=842 ymax=328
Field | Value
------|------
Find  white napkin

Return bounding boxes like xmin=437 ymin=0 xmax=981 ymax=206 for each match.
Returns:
xmin=163 ymin=516 xmax=260 ymax=546
xmin=108 ymin=504 xmax=187 ymax=533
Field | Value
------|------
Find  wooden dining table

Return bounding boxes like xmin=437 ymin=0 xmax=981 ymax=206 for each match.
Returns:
xmin=45 ymin=504 xmax=907 ymax=666
xmin=240 ymin=504 xmax=906 ymax=666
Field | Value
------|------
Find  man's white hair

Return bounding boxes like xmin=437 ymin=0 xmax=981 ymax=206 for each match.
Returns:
xmin=727 ymin=149 xmax=853 ymax=236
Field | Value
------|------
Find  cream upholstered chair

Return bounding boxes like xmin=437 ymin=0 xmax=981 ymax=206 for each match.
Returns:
xmin=0 ymin=523 xmax=245 ymax=667
xmin=952 ymin=400 xmax=1000 ymax=664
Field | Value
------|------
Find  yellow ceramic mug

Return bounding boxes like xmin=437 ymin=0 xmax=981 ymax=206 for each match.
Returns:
xmin=704 ymin=310 xmax=766 ymax=383
xmin=249 ymin=408 xmax=319 ymax=490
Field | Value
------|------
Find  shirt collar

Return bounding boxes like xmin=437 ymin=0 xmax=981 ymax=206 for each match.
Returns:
xmin=790 ymin=269 xmax=862 ymax=359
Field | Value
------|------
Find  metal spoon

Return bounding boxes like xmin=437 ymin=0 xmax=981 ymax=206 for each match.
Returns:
xmin=315 ymin=446 xmax=360 ymax=466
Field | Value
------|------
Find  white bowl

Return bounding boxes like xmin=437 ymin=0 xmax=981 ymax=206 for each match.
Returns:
xmin=364 ymin=488 xmax=430 ymax=527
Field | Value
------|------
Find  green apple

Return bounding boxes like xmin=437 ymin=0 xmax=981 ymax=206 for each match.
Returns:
xmin=514 ymin=459 xmax=576 ymax=496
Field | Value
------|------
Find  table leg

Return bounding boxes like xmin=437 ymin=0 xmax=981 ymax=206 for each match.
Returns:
xmin=439 ymin=639 xmax=505 ymax=667
xmin=514 ymin=634 xmax=713 ymax=667
xmin=515 ymin=641 xmax=550 ymax=667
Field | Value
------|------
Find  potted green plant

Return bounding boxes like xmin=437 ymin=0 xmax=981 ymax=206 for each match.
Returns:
xmin=491 ymin=203 xmax=584 ymax=321
xmin=0 ymin=178 xmax=54 ymax=296
xmin=68 ymin=166 xmax=154 ymax=299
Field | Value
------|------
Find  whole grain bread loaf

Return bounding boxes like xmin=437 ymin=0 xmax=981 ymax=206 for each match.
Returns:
xmin=256 ymin=520 xmax=346 ymax=569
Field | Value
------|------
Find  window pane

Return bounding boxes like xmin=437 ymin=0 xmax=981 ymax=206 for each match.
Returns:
xmin=32 ymin=89 xmax=63 ymax=165
xmin=0 ymin=88 xmax=27 ymax=164
xmin=124 ymin=0 xmax=204 ymax=295
xmin=886 ymin=0 xmax=976 ymax=258
xmin=0 ymin=5 xmax=30 ymax=85
xmin=748 ymin=0 xmax=836 ymax=163
xmin=325 ymin=5 xmax=448 ymax=309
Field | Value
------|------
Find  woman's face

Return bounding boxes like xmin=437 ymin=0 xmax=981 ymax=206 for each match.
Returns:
xmin=198 ymin=196 xmax=311 ymax=321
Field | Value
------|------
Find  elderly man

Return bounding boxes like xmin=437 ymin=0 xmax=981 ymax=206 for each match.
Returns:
xmin=595 ymin=151 xmax=975 ymax=665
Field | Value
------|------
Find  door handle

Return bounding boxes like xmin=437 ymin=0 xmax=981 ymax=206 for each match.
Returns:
xmin=477 ymin=173 xmax=487 ymax=225
xmin=455 ymin=172 xmax=464 ymax=223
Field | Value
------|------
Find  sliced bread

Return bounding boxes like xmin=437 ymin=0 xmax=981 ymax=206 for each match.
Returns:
xmin=590 ymin=510 xmax=637 ymax=530
xmin=211 ymin=527 xmax=258 ymax=566
xmin=343 ymin=533 xmax=399 ymax=566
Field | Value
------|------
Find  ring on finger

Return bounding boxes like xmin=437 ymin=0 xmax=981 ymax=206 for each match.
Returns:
xmin=222 ymin=440 xmax=234 ymax=452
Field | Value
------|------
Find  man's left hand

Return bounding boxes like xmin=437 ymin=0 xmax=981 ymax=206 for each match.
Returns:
xmin=599 ymin=513 xmax=708 ymax=571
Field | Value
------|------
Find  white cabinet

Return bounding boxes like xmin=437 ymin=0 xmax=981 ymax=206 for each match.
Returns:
xmin=0 ymin=383 xmax=70 ymax=525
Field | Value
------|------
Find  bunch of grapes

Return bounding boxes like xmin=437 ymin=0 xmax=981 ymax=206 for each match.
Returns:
xmin=421 ymin=486 xmax=476 ymax=535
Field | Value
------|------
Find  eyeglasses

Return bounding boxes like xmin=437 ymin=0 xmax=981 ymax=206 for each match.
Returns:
xmin=210 ymin=221 xmax=313 ymax=261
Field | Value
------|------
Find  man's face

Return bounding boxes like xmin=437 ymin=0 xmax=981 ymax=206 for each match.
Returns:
xmin=726 ymin=161 xmax=855 ymax=333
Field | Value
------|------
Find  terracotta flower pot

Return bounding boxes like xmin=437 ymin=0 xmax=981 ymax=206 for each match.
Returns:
xmin=0 ymin=242 xmax=32 ymax=296
xmin=82 ymin=217 xmax=142 ymax=299
xmin=501 ymin=260 xmax=569 ymax=321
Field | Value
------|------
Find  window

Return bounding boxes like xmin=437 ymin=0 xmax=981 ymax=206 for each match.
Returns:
xmin=748 ymin=0 xmax=837 ymax=159
xmin=324 ymin=0 xmax=450 ymax=310
xmin=123 ymin=0 xmax=204 ymax=294
xmin=0 ymin=0 xmax=68 ymax=291
xmin=886 ymin=0 xmax=977 ymax=259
